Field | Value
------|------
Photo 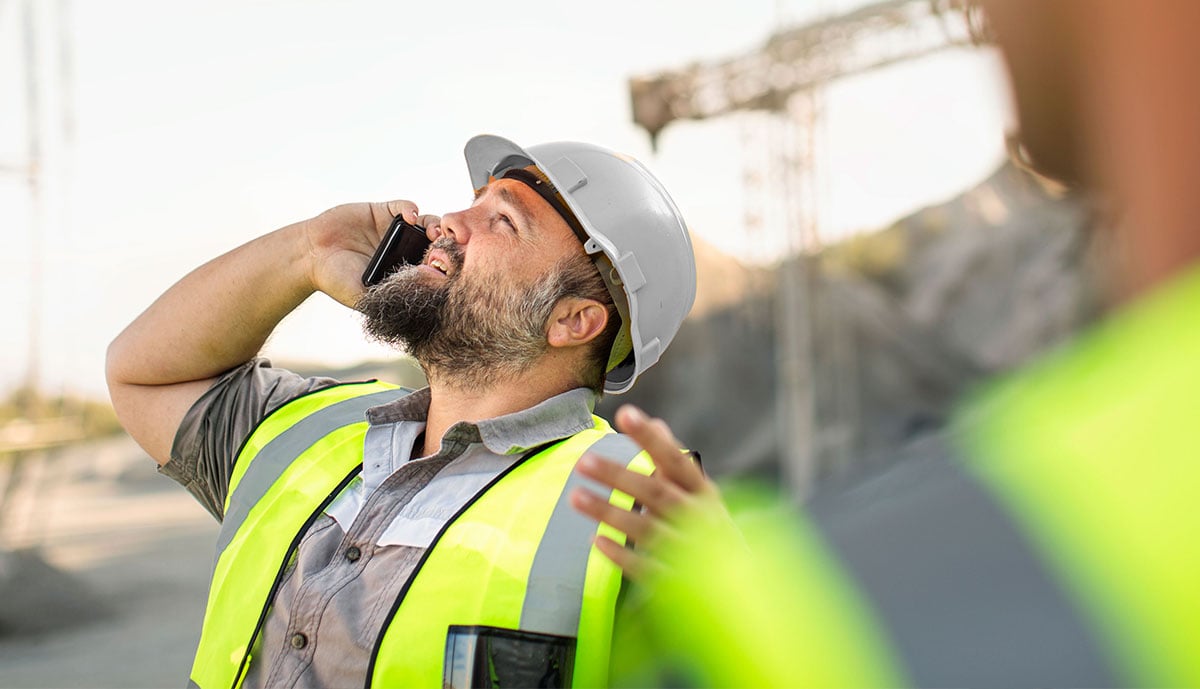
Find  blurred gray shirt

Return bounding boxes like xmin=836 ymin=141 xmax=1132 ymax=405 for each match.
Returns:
xmin=163 ymin=358 xmax=597 ymax=689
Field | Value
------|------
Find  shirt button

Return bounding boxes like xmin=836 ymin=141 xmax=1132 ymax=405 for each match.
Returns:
xmin=345 ymin=546 xmax=362 ymax=562
xmin=290 ymin=632 xmax=308 ymax=650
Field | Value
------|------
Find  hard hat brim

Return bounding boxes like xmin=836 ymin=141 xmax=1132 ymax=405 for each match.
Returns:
xmin=465 ymin=135 xmax=535 ymax=191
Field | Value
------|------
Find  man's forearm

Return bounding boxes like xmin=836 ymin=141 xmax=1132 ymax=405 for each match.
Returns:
xmin=107 ymin=221 xmax=315 ymax=387
xmin=106 ymin=199 xmax=417 ymax=464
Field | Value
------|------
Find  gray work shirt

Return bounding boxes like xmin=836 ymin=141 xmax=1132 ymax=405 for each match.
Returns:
xmin=163 ymin=358 xmax=598 ymax=689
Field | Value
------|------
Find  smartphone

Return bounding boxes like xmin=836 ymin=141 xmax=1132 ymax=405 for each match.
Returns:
xmin=362 ymin=215 xmax=433 ymax=286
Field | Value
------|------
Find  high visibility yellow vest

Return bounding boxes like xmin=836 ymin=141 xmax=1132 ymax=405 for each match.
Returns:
xmin=959 ymin=262 xmax=1200 ymax=686
xmin=187 ymin=381 xmax=651 ymax=689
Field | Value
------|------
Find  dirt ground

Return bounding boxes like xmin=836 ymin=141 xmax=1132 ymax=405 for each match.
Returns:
xmin=0 ymin=435 xmax=218 ymax=688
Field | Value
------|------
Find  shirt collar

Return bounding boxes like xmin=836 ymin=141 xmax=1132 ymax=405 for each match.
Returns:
xmin=365 ymin=386 xmax=598 ymax=455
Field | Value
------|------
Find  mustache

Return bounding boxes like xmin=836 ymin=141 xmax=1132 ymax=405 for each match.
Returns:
xmin=424 ymin=237 xmax=464 ymax=276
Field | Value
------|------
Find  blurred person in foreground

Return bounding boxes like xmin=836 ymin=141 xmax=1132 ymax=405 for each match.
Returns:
xmin=572 ymin=0 xmax=1200 ymax=685
xmin=105 ymin=135 xmax=696 ymax=688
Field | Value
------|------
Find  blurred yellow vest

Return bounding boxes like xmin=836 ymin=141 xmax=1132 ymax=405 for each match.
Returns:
xmin=625 ymin=265 xmax=1200 ymax=687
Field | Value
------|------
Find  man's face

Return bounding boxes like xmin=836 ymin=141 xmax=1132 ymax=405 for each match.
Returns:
xmin=439 ymin=178 xmax=586 ymax=285
xmin=357 ymin=178 xmax=591 ymax=388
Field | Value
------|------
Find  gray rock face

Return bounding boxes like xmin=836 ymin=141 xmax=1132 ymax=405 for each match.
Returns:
xmin=599 ymin=162 xmax=1107 ymax=497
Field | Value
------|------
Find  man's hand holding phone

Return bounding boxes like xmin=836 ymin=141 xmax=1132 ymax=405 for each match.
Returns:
xmin=362 ymin=214 xmax=434 ymax=287
xmin=302 ymin=201 xmax=439 ymax=308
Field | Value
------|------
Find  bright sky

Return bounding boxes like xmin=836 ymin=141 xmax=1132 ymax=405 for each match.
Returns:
xmin=0 ymin=0 xmax=1011 ymax=400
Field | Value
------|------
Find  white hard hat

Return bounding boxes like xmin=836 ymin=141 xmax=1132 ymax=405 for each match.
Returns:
xmin=464 ymin=134 xmax=698 ymax=394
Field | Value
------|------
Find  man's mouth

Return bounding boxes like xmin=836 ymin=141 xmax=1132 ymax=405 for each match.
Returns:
xmin=428 ymin=257 xmax=450 ymax=275
xmin=421 ymin=238 xmax=462 ymax=278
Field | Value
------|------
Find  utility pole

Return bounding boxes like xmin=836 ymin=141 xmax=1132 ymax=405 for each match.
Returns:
xmin=2 ymin=0 xmax=74 ymax=410
xmin=0 ymin=0 xmax=79 ymax=550
xmin=22 ymin=0 xmax=44 ymax=405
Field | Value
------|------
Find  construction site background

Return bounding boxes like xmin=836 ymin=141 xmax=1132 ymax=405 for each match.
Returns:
xmin=0 ymin=1 xmax=1108 ymax=686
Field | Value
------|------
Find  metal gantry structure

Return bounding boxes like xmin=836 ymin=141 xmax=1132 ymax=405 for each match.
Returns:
xmin=630 ymin=0 xmax=987 ymax=146
xmin=629 ymin=0 xmax=989 ymax=497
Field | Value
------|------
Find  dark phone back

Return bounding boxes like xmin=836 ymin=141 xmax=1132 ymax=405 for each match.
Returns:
xmin=362 ymin=216 xmax=432 ymax=286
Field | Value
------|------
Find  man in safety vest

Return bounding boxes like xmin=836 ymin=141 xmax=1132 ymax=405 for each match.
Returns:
xmin=106 ymin=136 xmax=696 ymax=687
xmin=571 ymin=0 xmax=1200 ymax=686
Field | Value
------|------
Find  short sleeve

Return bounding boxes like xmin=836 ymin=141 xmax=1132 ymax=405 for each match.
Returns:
xmin=161 ymin=358 xmax=339 ymax=521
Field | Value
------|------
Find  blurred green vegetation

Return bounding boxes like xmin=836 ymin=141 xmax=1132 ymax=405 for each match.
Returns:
xmin=0 ymin=387 xmax=124 ymax=448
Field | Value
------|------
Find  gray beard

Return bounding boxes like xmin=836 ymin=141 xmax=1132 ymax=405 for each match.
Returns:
xmin=357 ymin=241 xmax=564 ymax=390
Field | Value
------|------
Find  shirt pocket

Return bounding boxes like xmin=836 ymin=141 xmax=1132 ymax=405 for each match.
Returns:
xmin=280 ymin=513 xmax=340 ymax=585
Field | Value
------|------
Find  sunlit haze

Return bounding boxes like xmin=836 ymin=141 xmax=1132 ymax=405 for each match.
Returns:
xmin=0 ymin=0 xmax=1011 ymax=399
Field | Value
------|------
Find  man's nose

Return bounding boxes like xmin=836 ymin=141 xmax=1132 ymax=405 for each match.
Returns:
xmin=433 ymin=209 xmax=474 ymax=245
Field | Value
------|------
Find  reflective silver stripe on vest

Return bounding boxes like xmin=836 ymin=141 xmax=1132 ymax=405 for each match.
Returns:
xmin=809 ymin=433 xmax=1121 ymax=688
xmin=520 ymin=433 xmax=641 ymax=636
xmin=216 ymin=388 xmax=409 ymax=557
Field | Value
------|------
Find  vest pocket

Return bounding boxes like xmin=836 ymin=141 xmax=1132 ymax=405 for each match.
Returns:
xmin=444 ymin=625 xmax=576 ymax=688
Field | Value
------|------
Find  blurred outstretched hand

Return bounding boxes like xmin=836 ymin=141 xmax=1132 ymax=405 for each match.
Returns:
xmin=569 ymin=404 xmax=742 ymax=579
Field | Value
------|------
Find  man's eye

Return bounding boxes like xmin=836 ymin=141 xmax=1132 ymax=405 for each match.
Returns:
xmin=498 ymin=214 xmax=515 ymax=230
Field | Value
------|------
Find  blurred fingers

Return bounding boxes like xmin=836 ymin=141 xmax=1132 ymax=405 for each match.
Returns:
xmin=592 ymin=535 xmax=659 ymax=581
xmin=615 ymin=405 xmax=709 ymax=495
xmin=569 ymin=486 xmax=656 ymax=543
xmin=576 ymin=454 xmax=687 ymax=517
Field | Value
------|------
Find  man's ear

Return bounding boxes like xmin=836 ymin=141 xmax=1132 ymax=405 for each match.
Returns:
xmin=547 ymin=297 xmax=609 ymax=349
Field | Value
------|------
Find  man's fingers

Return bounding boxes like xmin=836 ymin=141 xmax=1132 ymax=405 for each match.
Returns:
xmin=417 ymin=214 xmax=441 ymax=234
xmin=592 ymin=535 xmax=652 ymax=581
xmin=570 ymin=485 xmax=661 ymax=543
xmin=384 ymin=200 xmax=421 ymax=226
xmin=615 ymin=405 xmax=709 ymax=494
xmin=576 ymin=455 xmax=686 ymax=518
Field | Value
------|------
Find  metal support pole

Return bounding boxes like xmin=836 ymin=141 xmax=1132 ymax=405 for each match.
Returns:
xmin=773 ymin=91 xmax=821 ymax=499
xmin=21 ymin=0 xmax=43 ymax=404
